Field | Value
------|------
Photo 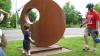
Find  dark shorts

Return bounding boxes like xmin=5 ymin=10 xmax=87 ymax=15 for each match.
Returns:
xmin=23 ymin=41 xmax=30 ymax=51
xmin=85 ymin=28 xmax=98 ymax=41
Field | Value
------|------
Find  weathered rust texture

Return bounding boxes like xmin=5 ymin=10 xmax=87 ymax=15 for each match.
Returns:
xmin=20 ymin=0 xmax=66 ymax=47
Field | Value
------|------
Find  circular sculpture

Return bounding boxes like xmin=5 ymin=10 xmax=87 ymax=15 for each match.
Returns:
xmin=20 ymin=0 xmax=65 ymax=47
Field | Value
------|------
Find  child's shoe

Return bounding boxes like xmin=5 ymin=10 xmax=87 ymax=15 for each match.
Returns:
xmin=27 ymin=50 xmax=31 ymax=56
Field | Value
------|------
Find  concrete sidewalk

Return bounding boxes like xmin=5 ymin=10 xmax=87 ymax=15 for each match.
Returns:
xmin=3 ymin=28 xmax=99 ymax=40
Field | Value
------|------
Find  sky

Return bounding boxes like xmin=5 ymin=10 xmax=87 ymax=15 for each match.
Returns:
xmin=11 ymin=0 xmax=100 ymax=17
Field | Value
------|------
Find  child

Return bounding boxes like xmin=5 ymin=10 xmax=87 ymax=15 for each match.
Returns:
xmin=22 ymin=23 xmax=34 ymax=56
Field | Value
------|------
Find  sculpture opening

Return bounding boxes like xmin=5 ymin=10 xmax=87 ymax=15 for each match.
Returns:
xmin=27 ymin=8 xmax=40 ymax=24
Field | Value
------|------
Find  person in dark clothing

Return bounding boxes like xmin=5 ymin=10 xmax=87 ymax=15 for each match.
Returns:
xmin=22 ymin=23 xmax=34 ymax=56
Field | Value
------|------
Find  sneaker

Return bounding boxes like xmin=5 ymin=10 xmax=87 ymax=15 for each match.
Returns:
xmin=22 ymin=50 xmax=25 ymax=54
xmin=22 ymin=50 xmax=26 ymax=56
xmin=27 ymin=51 xmax=31 ymax=56
xmin=27 ymin=54 xmax=31 ymax=56
xmin=93 ymin=48 xmax=96 ymax=53
xmin=83 ymin=47 xmax=89 ymax=51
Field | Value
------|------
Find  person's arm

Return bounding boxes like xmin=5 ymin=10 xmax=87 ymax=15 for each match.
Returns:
xmin=95 ymin=11 xmax=100 ymax=36
xmin=96 ymin=21 xmax=99 ymax=31
xmin=0 ymin=43 xmax=2 ymax=47
xmin=95 ymin=21 xmax=99 ymax=36
xmin=29 ymin=37 xmax=35 ymax=44
xmin=0 ymin=9 xmax=9 ymax=15
xmin=0 ymin=30 xmax=7 ymax=47
xmin=1 ymin=34 xmax=7 ymax=47
xmin=0 ymin=34 xmax=7 ymax=52
xmin=80 ymin=19 xmax=87 ymax=28
xmin=0 ymin=9 xmax=11 ymax=20
xmin=95 ymin=11 xmax=100 ymax=31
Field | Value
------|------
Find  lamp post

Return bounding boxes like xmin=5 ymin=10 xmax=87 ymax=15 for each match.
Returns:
xmin=15 ymin=0 xmax=18 ymax=28
xmin=15 ymin=0 xmax=25 ymax=28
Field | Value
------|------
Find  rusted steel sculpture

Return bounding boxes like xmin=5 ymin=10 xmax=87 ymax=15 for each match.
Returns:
xmin=20 ymin=0 xmax=65 ymax=47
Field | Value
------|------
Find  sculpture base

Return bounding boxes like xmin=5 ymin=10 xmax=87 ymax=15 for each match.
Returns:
xmin=20 ymin=45 xmax=71 ymax=56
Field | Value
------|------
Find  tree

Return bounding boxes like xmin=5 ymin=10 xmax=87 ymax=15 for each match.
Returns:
xmin=0 ymin=0 xmax=11 ymax=12
xmin=0 ymin=0 xmax=11 ymax=27
xmin=94 ymin=3 xmax=100 ymax=13
xmin=77 ymin=12 xmax=83 ymax=24
xmin=28 ymin=11 xmax=37 ymax=23
xmin=10 ymin=13 xmax=17 ymax=28
xmin=63 ymin=2 xmax=79 ymax=27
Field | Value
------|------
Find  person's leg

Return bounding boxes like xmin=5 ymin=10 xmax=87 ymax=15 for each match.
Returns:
xmin=23 ymin=41 xmax=26 ymax=54
xmin=91 ymin=30 xmax=97 ymax=52
xmin=84 ymin=33 xmax=89 ymax=47
xmin=93 ymin=42 xmax=96 ymax=52
xmin=93 ymin=38 xmax=96 ymax=52
xmin=26 ymin=43 xmax=31 ymax=56
xmin=23 ymin=41 xmax=28 ymax=55
xmin=27 ymin=50 xmax=31 ymax=56
xmin=83 ymin=29 xmax=89 ymax=51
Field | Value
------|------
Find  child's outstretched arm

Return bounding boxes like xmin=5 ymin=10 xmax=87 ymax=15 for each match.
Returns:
xmin=29 ymin=37 xmax=35 ymax=44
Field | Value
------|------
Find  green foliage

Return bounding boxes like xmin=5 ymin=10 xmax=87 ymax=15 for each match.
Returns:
xmin=10 ymin=13 xmax=16 ymax=28
xmin=52 ymin=37 xmax=100 ymax=56
xmin=28 ymin=10 xmax=37 ymax=23
xmin=0 ymin=0 xmax=12 ymax=27
xmin=0 ymin=0 xmax=11 ymax=12
xmin=0 ymin=15 xmax=8 ymax=27
xmin=6 ymin=40 xmax=22 ymax=56
xmin=94 ymin=3 xmax=100 ymax=13
xmin=9 ymin=10 xmax=37 ymax=28
xmin=63 ymin=2 xmax=79 ymax=27
xmin=6 ymin=37 xmax=100 ymax=56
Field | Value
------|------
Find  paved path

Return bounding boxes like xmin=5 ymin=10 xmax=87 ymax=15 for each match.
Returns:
xmin=3 ymin=29 xmax=23 ymax=40
xmin=63 ymin=28 xmax=85 ymax=37
xmin=2 ymin=28 xmax=84 ymax=40
xmin=3 ymin=28 xmax=100 ymax=40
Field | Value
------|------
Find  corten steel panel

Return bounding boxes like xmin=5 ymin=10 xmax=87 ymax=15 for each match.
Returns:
xmin=20 ymin=0 xmax=66 ymax=47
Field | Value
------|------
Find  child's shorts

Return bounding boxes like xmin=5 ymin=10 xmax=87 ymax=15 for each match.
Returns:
xmin=23 ymin=41 xmax=30 ymax=51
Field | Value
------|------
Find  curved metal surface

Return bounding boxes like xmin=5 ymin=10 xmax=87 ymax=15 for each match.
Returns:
xmin=20 ymin=0 xmax=66 ymax=47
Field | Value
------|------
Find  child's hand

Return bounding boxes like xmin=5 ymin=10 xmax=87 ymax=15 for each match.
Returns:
xmin=31 ymin=40 xmax=35 ymax=44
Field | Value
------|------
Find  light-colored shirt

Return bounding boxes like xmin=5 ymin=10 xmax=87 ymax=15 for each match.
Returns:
xmin=0 ymin=14 xmax=4 ymax=23
xmin=0 ymin=29 xmax=3 ymax=43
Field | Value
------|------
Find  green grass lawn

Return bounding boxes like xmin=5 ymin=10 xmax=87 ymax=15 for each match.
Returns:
xmin=66 ymin=24 xmax=80 ymax=28
xmin=6 ymin=40 xmax=23 ymax=56
xmin=52 ymin=37 xmax=100 ymax=56
xmin=6 ymin=37 xmax=100 ymax=56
